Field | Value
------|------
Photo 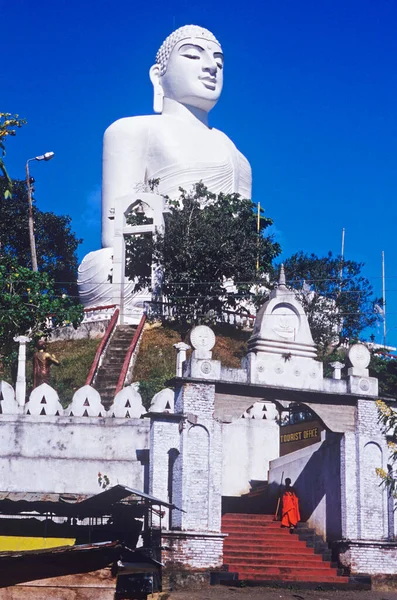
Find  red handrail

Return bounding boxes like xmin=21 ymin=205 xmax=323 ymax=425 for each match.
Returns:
xmin=84 ymin=303 xmax=117 ymax=313
xmin=86 ymin=308 xmax=119 ymax=385
xmin=115 ymin=314 xmax=147 ymax=395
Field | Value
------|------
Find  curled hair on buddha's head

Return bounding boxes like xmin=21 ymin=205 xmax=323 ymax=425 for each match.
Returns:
xmin=155 ymin=25 xmax=222 ymax=76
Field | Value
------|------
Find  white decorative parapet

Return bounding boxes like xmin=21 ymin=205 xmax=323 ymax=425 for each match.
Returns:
xmin=243 ymin=401 xmax=277 ymax=420
xmin=108 ymin=385 xmax=145 ymax=418
xmin=0 ymin=380 xmax=147 ymax=419
xmin=0 ymin=381 xmax=21 ymax=414
xmin=149 ymin=388 xmax=174 ymax=413
xmin=67 ymin=385 xmax=106 ymax=417
xmin=25 ymin=383 xmax=64 ymax=416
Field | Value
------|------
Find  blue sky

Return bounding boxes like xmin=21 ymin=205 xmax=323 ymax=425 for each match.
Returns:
xmin=3 ymin=0 xmax=397 ymax=346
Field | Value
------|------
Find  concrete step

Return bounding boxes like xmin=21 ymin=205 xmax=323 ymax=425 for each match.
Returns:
xmin=224 ymin=544 xmax=320 ymax=558
xmin=223 ymin=531 xmax=305 ymax=542
xmin=227 ymin=562 xmax=343 ymax=575
xmin=224 ymin=524 xmax=295 ymax=533
xmin=224 ymin=552 xmax=326 ymax=564
xmin=232 ymin=571 xmax=349 ymax=589
xmin=223 ymin=514 xmax=275 ymax=522
xmin=222 ymin=512 xmax=349 ymax=587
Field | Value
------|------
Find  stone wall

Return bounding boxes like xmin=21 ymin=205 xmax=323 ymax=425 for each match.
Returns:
xmin=0 ymin=414 xmax=149 ymax=494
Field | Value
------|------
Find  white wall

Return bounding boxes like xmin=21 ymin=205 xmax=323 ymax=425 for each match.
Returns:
xmin=222 ymin=418 xmax=279 ymax=496
xmin=0 ymin=415 xmax=149 ymax=494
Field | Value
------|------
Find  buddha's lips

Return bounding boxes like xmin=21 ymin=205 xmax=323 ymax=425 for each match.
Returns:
xmin=199 ymin=77 xmax=217 ymax=89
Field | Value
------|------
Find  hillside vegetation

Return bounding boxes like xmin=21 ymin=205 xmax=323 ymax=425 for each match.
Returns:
xmin=0 ymin=326 xmax=250 ymax=409
xmin=133 ymin=323 xmax=250 ymax=407
xmin=0 ymin=338 xmax=101 ymax=407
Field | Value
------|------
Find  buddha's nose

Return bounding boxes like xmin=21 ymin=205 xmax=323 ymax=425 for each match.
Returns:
xmin=202 ymin=55 xmax=218 ymax=75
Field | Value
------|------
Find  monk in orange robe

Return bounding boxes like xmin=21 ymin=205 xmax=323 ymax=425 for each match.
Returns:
xmin=281 ymin=478 xmax=300 ymax=529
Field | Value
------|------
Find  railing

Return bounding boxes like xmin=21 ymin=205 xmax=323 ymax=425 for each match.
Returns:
xmin=115 ymin=314 xmax=147 ymax=395
xmin=144 ymin=301 xmax=256 ymax=330
xmin=86 ymin=308 xmax=119 ymax=386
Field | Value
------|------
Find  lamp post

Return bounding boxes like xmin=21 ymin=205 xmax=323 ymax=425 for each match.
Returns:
xmin=25 ymin=152 xmax=55 ymax=271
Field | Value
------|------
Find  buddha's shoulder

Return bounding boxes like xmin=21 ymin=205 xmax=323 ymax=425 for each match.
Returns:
xmin=212 ymin=128 xmax=251 ymax=166
xmin=104 ymin=115 xmax=161 ymax=139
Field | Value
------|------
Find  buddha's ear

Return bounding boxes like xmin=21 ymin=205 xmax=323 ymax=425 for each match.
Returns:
xmin=149 ymin=64 xmax=164 ymax=114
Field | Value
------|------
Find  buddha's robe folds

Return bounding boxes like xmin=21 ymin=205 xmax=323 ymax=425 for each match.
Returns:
xmin=281 ymin=490 xmax=300 ymax=527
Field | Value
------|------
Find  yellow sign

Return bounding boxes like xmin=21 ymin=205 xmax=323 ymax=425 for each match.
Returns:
xmin=280 ymin=427 xmax=319 ymax=444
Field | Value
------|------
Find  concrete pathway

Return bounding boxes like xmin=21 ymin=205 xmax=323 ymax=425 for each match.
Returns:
xmin=167 ymin=587 xmax=397 ymax=600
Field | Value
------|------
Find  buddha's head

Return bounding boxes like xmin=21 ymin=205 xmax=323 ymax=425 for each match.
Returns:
xmin=150 ymin=25 xmax=224 ymax=114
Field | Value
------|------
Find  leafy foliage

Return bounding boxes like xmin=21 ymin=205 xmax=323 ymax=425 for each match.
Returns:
xmin=280 ymin=252 xmax=380 ymax=355
xmin=0 ymin=113 xmax=26 ymax=198
xmin=376 ymin=399 xmax=397 ymax=499
xmin=125 ymin=205 xmax=154 ymax=288
xmin=126 ymin=183 xmax=280 ymax=326
xmin=0 ymin=255 xmax=83 ymax=366
xmin=370 ymin=354 xmax=397 ymax=398
xmin=0 ymin=177 xmax=82 ymax=297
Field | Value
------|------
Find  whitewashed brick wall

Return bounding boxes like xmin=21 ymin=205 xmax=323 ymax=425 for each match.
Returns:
xmin=161 ymin=531 xmax=225 ymax=569
xmin=340 ymin=541 xmax=397 ymax=575
xmin=149 ymin=415 xmax=180 ymax=528
xmin=340 ymin=431 xmax=359 ymax=539
xmin=175 ymin=382 xmax=215 ymax=419
xmin=175 ymin=382 xmax=222 ymax=533
xmin=340 ymin=399 xmax=391 ymax=542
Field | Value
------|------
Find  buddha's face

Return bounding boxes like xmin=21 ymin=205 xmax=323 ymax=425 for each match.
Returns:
xmin=158 ymin=37 xmax=224 ymax=112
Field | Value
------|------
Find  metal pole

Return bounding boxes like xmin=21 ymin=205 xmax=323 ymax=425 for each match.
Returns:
xmin=256 ymin=202 xmax=260 ymax=273
xmin=25 ymin=160 xmax=38 ymax=271
xmin=382 ymin=250 xmax=387 ymax=347
xmin=339 ymin=227 xmax=345 ymax=284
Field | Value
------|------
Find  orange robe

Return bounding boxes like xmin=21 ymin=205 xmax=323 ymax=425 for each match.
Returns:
xmin=281 ymin=490 xmax=300 ymax=527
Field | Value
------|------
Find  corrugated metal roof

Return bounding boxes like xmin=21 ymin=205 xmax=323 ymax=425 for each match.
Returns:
xmin=0 ymin=486 xmax=179 ymax=517
xmin=75 ymin=485 xmax=177 ymax=515
xmin=0 ymin=492 xmax=89 ymax=504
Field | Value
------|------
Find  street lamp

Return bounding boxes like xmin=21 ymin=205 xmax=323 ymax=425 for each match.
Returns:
xmin=25 ymin=152 xmax=55 ymax=271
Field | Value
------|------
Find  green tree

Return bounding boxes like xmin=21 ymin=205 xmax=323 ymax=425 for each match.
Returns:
xmin=126 ymin=183 xmax=280 ymax=326
xmin=0 ymin=178 xmax=82 ymax=297
xmin=370 ymin=354 xmax=397 ymax=398
xmin=0 ymin=255 xmax=83 ymax=366
xmin=279 ymin=252 xmax=379 ymax=356
xmin=376 ymin=399 xmax=397 ymax=500
xmin=0 ymin=113 xmax=26 ymax=198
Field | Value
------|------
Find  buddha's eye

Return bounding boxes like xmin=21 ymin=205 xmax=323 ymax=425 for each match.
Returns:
xmin=214 ymin=53 xmax=224 ymax=70
xmin=182 ymin=53 xmax=201 ymax=60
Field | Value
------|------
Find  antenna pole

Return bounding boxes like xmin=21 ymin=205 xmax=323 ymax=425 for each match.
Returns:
xmin=256 ymin=202 xmax=260 ymax=273
xmin=339 ymin=228 xmax=345 ymax=293
xmin=382 ymin=250 xmax=387 ymax=347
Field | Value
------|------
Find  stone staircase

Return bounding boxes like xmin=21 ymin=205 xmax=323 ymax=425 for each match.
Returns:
xmin=94 ymin=325 xmax=137 ymax=408
xmin=222 ymin=513 xmax=351 ymax=587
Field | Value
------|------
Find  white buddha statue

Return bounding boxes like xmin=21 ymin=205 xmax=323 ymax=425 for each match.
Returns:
xmin=78 ymin=25 xmax=252 ymax=310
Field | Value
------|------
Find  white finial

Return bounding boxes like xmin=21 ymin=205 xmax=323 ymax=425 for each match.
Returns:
xmin=279 ymin=264 xmax=287 ymax=288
